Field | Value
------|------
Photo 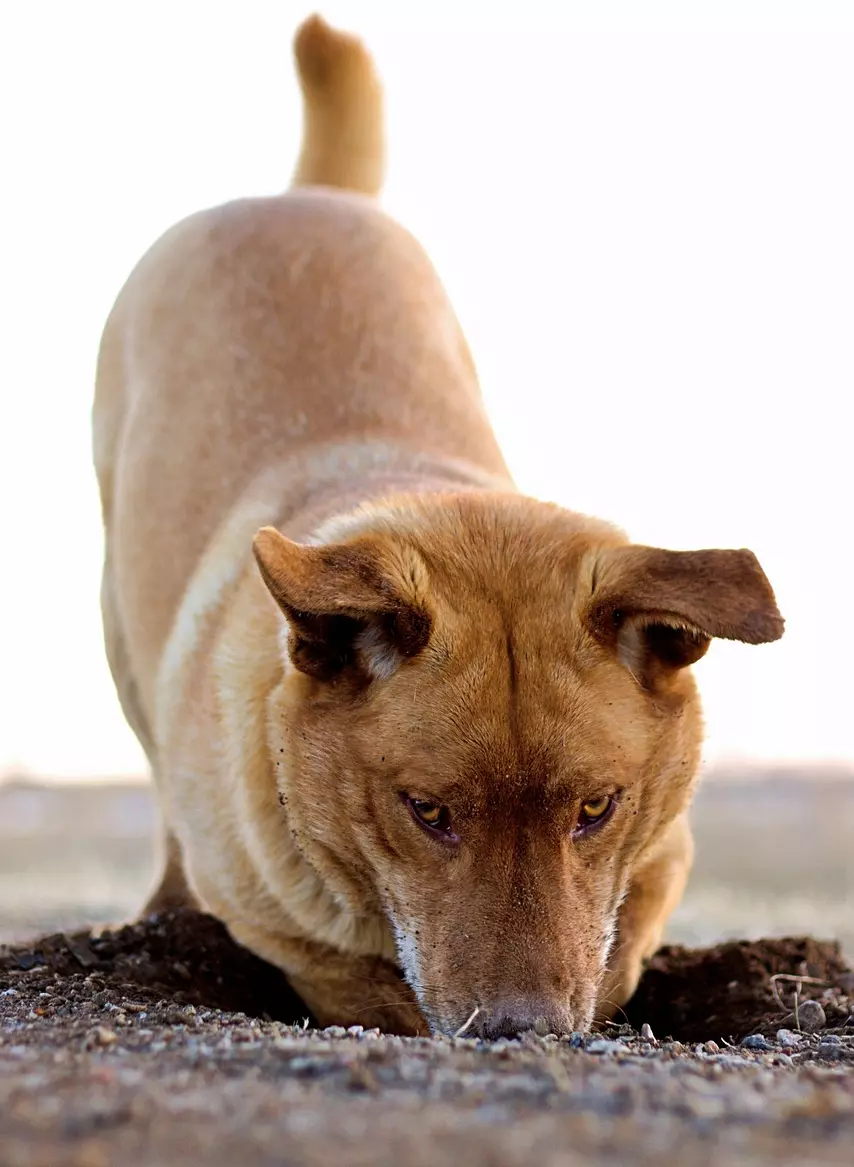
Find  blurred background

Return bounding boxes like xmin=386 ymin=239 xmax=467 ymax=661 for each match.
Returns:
xmin=1 ymin=2 xmax=851 ymax=952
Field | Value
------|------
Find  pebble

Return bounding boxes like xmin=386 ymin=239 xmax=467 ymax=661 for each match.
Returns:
xmin=560 ymin=1032 xmax=585 ymax=1049
xmin=776 ymin=1029 xmax=802 ymax=1047
xmin=817 ymin=1042 xmax=846 ymax=1062
xmin=797 ymin=1001 xmax=826 ymax=1033
xmin=705 ymin=1041 xmax=720 ymax=1054
xmin=89 ymin=1027 xmax=118 ymax=1047
xmin=346 ymin=1026 xmax=364 ymax=1037
xmin=586 ymin=1039 xmax=623 ymax=1056
xmin=771 ymin=1053 xmax=795 ymax=1067
xmin=708 ymin=1054 xmax=755 ymax=1069
xmin=640 ymin=1023 xmax=655 ymax=1041
xmin=740 ymin=1034 xmax=773 ymax=1051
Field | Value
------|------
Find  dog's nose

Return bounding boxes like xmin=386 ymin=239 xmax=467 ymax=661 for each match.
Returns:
xmin=478 ymin=999 xmax=572 ymax=1040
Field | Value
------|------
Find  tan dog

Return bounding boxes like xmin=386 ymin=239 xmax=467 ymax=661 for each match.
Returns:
xmin=93 ymin=15 xmax=783 ymax=1038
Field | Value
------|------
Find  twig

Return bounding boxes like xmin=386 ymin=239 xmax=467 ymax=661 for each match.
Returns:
xmin=769 ymin=973 xmax=829 ymax=1011
xmin=453 ymin=1005 xmax=481 ymax=1038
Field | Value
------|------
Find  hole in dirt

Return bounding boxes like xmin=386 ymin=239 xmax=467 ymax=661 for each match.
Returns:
xmin=2 ymin=909 xmax=851 ymax=1042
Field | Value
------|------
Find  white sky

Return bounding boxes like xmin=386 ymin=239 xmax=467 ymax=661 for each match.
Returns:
xmin=1 ymin=1 xmax=852 ymax=780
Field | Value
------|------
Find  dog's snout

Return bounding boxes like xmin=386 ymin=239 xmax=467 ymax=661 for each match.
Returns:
xmin=477 ymin=999 xmax=573 ymax=1041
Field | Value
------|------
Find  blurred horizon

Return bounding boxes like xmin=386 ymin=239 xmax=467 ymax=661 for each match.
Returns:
xmin=3 ymin=772 xmax=851 ymax=954
xmin=2 ymin=1 xmax=853 ymax=780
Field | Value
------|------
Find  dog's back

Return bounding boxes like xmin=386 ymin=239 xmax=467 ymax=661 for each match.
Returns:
xmin=93 ymin=17 xmax=510 ymax=755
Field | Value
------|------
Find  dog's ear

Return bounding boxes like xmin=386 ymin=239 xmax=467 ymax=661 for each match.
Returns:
xmin=587 ymin=546 xmax=783 ymax=690
xmin=253 ymin=526 xmax=432 ymax=682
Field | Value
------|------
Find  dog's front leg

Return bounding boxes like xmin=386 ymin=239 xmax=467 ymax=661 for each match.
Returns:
xmin=228 ymin=923 xmax=428 ymax=1035
xmin=596 ymin=812 xmax=695 ymax=1023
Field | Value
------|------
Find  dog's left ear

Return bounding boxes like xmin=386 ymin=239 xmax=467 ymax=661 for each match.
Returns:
xmin=587 ymin=546 xmax=784 ymax=690
xmin=253 ymin=526 xmax=432 ymax=682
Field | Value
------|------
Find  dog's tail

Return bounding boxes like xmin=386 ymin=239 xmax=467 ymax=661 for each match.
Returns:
xmin=291 ymin=14 xmax=385 ymax=197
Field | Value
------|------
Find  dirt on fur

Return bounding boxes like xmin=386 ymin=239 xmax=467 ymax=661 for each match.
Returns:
xmin=1 ymin=911 xmax=853 ymax=1167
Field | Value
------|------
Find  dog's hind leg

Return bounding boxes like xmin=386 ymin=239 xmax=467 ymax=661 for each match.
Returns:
xmin=100 ymin=557 xmax=196 ymax=915
xmin=142 ymin=831 xmax=196 ymax=914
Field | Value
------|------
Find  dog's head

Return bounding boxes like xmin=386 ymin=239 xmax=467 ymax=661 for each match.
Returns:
xmin=254 ymin=494 xmax=782 ymax=1037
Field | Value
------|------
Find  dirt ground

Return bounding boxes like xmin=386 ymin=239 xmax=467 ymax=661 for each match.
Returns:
xmin=2 ymin=775 xmax=853 ymax=1165
xmin=1 ymin=909 xmax=853 ymax=1167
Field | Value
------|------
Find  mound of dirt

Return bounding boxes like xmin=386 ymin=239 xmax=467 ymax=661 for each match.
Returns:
xmin=2 ymin=909 xmax=851 ymax=1042
xmin=625 ymin=937 xmax=853 ymax=1042
xmin=0 ymin=910 xmax=309 ymax=1024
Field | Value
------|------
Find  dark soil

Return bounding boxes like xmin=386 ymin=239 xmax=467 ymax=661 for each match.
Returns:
xmin=2 ymin=909 xmax=851 ymax=1043
xmin=2 ymin=909 xmax=310 ymax=1024
xmin=626 ymin=936 xmax=854 ymax=1042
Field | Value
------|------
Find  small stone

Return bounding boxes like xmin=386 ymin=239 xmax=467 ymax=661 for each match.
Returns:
xmin=323 ymin=1026 xmax=347 ymax=1037
xmin=817 ymin=1041 xmax=846 ymax=1061
xmin=346 ymin=1025 xmax=364 ymax=1037
xmin=14 ymin=952 xmax=42 ymax=971
xmin=772 ymin=1053 xmax=795 ymax=1067
xmin=711 ymin=1054 xmax=754 ymax=1069
xmin=740 ymin=1034 xmax=772 ymax=1051
xmin=287 ymin=1056 xmax=327 ymax=1075
xmin=704 ymin=1041 xmax=720 ymax=1054
xmin=568 ymin=1032 xmax=585 ymax=1049
xmin=586 ymin=1038 xmax=623 ymax=1055
xmin=90 ymin=1026 xmax=118 ymax=1047
xmin=640 ymin=1023 xmax=655 ymax=1041
xmin=797 ymin=1001 xmax=826 ymax=1032
xmin=776 ymin=1029 xmax=802 ymax=1047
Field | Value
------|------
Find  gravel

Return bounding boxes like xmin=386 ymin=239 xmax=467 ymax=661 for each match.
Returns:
xmin=1 ymin=910 xmax=852 ymax=1166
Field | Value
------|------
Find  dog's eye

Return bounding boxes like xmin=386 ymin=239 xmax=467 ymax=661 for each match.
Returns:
xmin=574 ymin=795 xmax=615 ymax=837
xmin=411 ymin=800 xmax=448 ymax=829
xmin=404 ymin=796 xmax=454 ymax=837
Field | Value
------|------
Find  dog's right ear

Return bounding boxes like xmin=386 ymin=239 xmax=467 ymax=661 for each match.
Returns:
xmin=253 ymin=527 xmax=432 ymax=682
xmin=587 ymin=545 xmax=784 ymax=691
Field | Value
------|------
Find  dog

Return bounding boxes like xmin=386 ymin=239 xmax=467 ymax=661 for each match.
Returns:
xmin=93 ymin=14 xmax=783 ymax=1038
